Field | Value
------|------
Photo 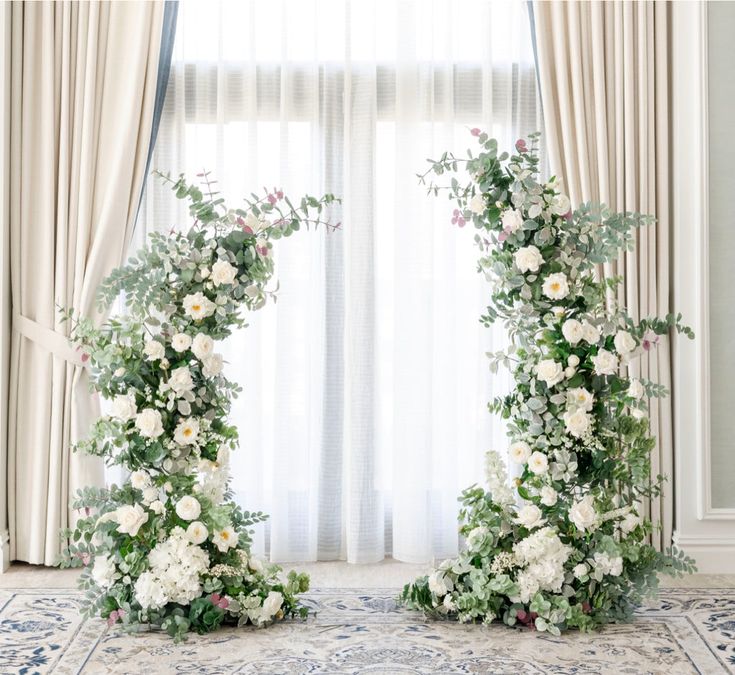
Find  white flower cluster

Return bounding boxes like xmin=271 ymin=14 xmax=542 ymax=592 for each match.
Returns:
xmin=134 ymin=527 xmax=210 ymax=610
xmin=484 ymin=450 xmax=514 ymax=507
xmin=512 ymin=527 xmax=572 ymax=603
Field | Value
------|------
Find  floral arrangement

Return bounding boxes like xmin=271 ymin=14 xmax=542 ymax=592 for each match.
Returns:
xmin=400 ymin=131 xmax=695 ymax=634
xmin=58 ymin=173 xmax=338 ymax=641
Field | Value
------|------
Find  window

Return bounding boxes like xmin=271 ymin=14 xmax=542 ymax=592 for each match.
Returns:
xmin=137 ymin=0 xmax=542 ymax=563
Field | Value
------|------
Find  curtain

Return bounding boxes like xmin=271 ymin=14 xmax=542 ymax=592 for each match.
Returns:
xmin=7 ymin=0 xmax=170 ymax=565
xmin=532 ymin=0 xmax=672 ymax=550
xmin=139 ymin=0 xmax=542 ymax=564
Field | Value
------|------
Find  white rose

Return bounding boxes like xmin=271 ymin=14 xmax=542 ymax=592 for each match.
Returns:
xmin=540 ymin=486 xmax=558 ymax=507
xmin=501 ymin=208 xmax=524 ymax=233
xmin=115 ymin=504 xmax=149 ymax=537
xmin=174 ymin=418 xmax=200 ymax=446
xmin=149 ymin=500 xmax=166 ymax=515
xmin=569 ymin=495 xmax=598 ymax=532
xmin=542 ymin=272 xmax=570 ymax=300
xmin=536 ymin=359 xmax=564 ymax=387
xmin=509 ymin=441 xmax=532 ymax=464
xmin=191 ymin=334 xmax=214 ymax=361
xmin=563 ymin=408 xmax=591 ymax=438
xmin=185 ymin=521 xmax=209 ymax=545
xmin=551 ymin=193 xmax=571 ymax=216
xmin=573 ymin=563 xmax=588 ymax=579
xmin=516 ymin=504 xmax=544 ymax=529
xmin=568 ymin=354 xmax=580 ymax=367
xmin=527 ymin=451 xmax=549 ymax=475
xmin=564 ymin=366 xmax=576 ymax=378
xmin=135 ymin=408 xmax=164 ymax=438
xmin=614 ymin=330 xmax=636 ymax=355
xmin=167 ymin=366 xmax=194 ymax=397
xmin=171 ymin=333 xmax=192 ymax=352
xmin=141 ymin=486 xmax=159 ymax=505
xmin=514 ymin=245 xmax=544 ymax=273
xmin=175 ymin=495 xmax=201 ymax=521
xmin=582 ymin=321 xmax=601 ymax=344
xmin=202 ymin=353 xmax=224 ymax=378
xmin=91 ymin=554 xmax=118 ymax=589
xmin=468 ymin=194 xmax=485 ymax=215
xmin=567 ymin=387 xmax=594 ymax=412
xmin=212 ymin=526 xmax=238 ymax=552
xmin=143 ymin=339 xmax=165 ymax=361
xmin=111 ymin=394 xmax=137 ymax=422
xmin=183 ymin=292 xmax=216 ymax=321
xmin=592 ymin=348 xmax=618 ymax=376
xmin=262 ymin=591 xmax=284 ymax=619
xmin=428 ymin=570 xmax=453 ymax=596
xmin=628 ymin=379 xmax=645 ymax=399
xmin=620 ymin=512 xmax=641 ymax=534
xmin=562 ymin=319 xmax=584 ymax=345
xmin=211 ymin=260 xmax=238 ymax=287
xmin=130 ymin=470 xmax=151 ymax=490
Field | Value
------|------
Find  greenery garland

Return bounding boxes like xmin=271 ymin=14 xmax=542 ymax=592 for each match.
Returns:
xmin=58 ymin=173 xmax=338 ymax=641
xmin=400 ymin=131 xmax=695 ymax=634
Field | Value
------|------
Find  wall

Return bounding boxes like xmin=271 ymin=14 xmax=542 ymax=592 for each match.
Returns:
xmin=671 ymin=0 xmax=735 ymax=574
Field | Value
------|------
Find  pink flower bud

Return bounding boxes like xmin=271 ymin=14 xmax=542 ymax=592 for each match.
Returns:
xmin=515 ymin=139 xmax=528 ymax=153
xmin=470 ymin=128 xmax=481 ymax=137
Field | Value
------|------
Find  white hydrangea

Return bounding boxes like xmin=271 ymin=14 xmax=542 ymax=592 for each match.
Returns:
xmin=512 ymin=527 xmax=571 ymax=603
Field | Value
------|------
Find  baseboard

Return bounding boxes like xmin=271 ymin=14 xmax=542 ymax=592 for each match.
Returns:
xmin=673 ymin=531 xmax=735 ymax=574
xmin=0 ymin=529 xmax=9 ymax=573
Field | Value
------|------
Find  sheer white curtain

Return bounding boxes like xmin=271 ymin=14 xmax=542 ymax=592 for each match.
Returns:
xmin=137 ymin=0 xmax=542 ymax=563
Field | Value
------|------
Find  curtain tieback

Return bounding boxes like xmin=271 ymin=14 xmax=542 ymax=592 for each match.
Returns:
xmin=12 ymin=310 xmax=89 ymax=368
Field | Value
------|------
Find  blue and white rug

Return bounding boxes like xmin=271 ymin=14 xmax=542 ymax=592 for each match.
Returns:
xmin=1 ymin=587 xmax=733 ymax=674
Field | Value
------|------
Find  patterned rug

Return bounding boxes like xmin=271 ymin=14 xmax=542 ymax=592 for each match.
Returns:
xmin=0 ymin=587 xmax=733 ymax=674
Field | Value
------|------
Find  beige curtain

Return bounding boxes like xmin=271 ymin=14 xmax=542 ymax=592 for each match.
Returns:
xmin=8 ymin=1 xmax=165 ymax=565
xmin=533 ymin=0 xmax=672 ymax=550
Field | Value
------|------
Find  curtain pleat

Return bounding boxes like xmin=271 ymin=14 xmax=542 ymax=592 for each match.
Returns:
xmin=532 ymin=0 xmax=673 ymax=550
xmin=8 ymin=0 xmax=169 ymax=565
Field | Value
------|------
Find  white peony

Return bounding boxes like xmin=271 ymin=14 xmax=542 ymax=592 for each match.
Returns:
xmin=551 ymin=193 xmax=571 ymax=216
xmin=211 ymin=260 xmax=238 ymax=287
xmin=212 ymin=526 xmax=238 ymax=552
xmin=569 ymin=495 xmax=598 ymax=532
xmin=135 ymin=408 xmax=164 ymax=438
xmin=171 ymin=333 xmax=192 ymax=352
xmin=167 ymin=366 xmax=194 ymax=397
xmin=562 ymin=319 xmax=584 ymax=344
xmin=567 ymin=387 xmax=594 ymax=412
xmin=191 ymin=333 xmax=214 ymax=360
xmin=514 ymin=245 xmax=544 ymax=273
xmin=202 ymin=353 xmax=224 ymax=378
xmin=130 ymin=470 xmax=151 ymax=490
xmin=516 ymin=504 xmax=545 ymax=529
xmin=542 ymin=272 xmax=570 ymax=300
xmin=540 ymin=486 xmax=558 ymax=506
xmin=143 ymin=339 xmax=165 ymax=361
xmin=628 ymin=379 xmax=644 ymax=399
xmin=428 ymin=570 xmax=453 ymax=596
xmin=536 ymin=359 xmax=564 ymax=387
xmin=509 ymin=441 xmax=532 ymax=464
xmin=468 ymin=194 xmax=485 ymax=215
xmin=111 ymin=394 xmax=137 ymax=422
xmin=185 ymin=521 xmax=209 ymax=545
xmin=115 ymin=504 xmax=149 ymax=537
xmin=527 ymin=451 xmax=549 ymax=475
xmin=592 ymin=348 xmax=618 ymax=376
xmin=91 ymin=554 xmax=118 ymax=589
xmin=582 ymin=321 xmax=601 ymax=344
xmin=563 ymin=408 xmax=591 ymax=438
xmin=614 ymin=330 xmax=636 ymax=355
xmin=262 ymin=591 xmax=284 ymax=619
xmin=183 ymin=292 xmax=216 ymax=321
xmin=501 ymin=208 xmax=524 ymax=233
xmin=175 ymin=495 xmax=201 ymax=521
xmin=174 ymin=418 xmax=200 ymax=446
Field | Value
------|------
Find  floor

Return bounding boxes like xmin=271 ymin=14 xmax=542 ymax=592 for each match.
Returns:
xmin=1 ymin=559 xmax=733 ymax=590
